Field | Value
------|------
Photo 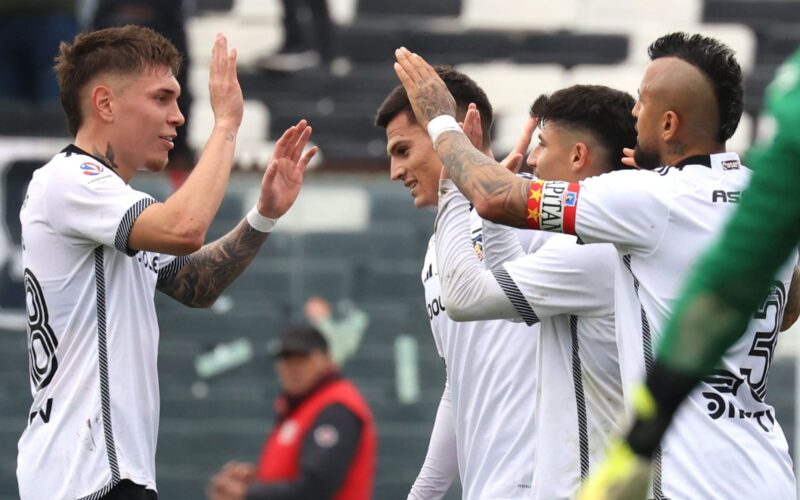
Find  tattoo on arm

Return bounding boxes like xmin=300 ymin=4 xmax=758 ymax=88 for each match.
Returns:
xmin=92 ymin=143 xmax=120 ymax=170
xmin=157 ymin=219 xmax=268 ymax=307
xmin=437 ymin=132 xmax=530 ymax=227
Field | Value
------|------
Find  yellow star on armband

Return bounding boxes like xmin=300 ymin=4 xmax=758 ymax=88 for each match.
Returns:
xmin=528 ymin=208 xmax=539 ymax=221
xmin=529 ymin=188 xmax=542 ymax=201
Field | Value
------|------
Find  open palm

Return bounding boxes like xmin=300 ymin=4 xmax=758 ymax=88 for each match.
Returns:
xmin=257 ymin=120 xmax=317 ymax=219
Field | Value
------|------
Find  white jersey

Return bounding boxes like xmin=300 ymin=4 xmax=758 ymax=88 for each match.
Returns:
xmin=496 ymin=234 xmax=622 ymax=499
xmin=419 ymin=208 xmax=544 ymax=499
xmin=17 ymin=146 xmax=186 ymax=499
xmin=534 ymin=152 xmax=796 ymax=499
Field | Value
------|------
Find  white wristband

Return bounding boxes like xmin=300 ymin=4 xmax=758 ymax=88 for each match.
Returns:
xmin=246 ymin=206 xmax=278 ymax=233
xmin=427 ymin=115 xmax=462 ymax=146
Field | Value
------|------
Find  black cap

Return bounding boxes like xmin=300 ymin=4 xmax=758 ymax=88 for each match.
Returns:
xmin=268 ymin=324 xmax=329 ymax=358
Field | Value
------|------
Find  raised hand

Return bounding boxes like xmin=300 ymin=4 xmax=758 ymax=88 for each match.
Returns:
xmin=257 ymin=120 xmax=318 ymax=219
xmin=209 ymin=33 xmax=244 ymax=131
xmin=393 ymin=47 xmax=457 ymax=129
xmin=461 ymin=103 xmax=486 ymax=153
xmin=501 ymin=115 xmax=537 ymax=173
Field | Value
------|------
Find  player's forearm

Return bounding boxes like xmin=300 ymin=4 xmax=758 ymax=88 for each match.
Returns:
xmin=435 ymin=181 xmax=521 ymax=322
xmin=436 ymin=131 xmax=531 ymax=227
xmin=157 ymin=218 xmax=267 ymax=307
xmin=161 ymin=123 xmax=239 ymax=243
xmin=482 ymin=219 xmax=526 ymax=270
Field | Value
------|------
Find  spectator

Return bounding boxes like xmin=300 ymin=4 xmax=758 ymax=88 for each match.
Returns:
xmin=257 ymin=0 xmax=335 ymax=72
xmin=304 ymin=296 xmax=368 ymax=368
xmin=208 ymin=325 xmax=376 ymax=500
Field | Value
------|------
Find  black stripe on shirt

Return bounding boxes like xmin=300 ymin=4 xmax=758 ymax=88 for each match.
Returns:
xmin=80 ymin=247 xmax=121 ymax=500
xmin=114 ymin=198 xmax=156 ymax=256
xmin=623 ymin=255 xmax=664 ymax=498
xmin=492 ymin=267 xmax=540 ymax=326
xmin=158 ymin=255 xmax=190 ymax=282
xmin=570 ymin=315 xmax=590 ymax=482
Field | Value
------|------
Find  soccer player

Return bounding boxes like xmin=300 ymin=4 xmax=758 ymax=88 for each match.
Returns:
xmin=376 ymin=66 xmax=545 ymax=499
xmin=578 ymin=47 xmax=800 ymax=500
xmin=18 ymin=26 xmax=316 ymax=499
xmin=394 ymin=33 xmax=799 ymax=499
xmin=435 ymin=84 xmax=635 ymax=498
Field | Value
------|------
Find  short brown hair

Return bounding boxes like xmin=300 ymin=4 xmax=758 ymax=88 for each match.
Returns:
xmin=54 ymin=25 xmax=182 ymax=136
xmin=375 ymin=65 xmax=493 ymax=150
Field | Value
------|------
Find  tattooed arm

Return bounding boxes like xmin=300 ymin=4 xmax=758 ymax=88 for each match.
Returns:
xmin=158 ymin=118 xmax=317 ymax=308
xmin=157 ymin=219 xmax=267 ymax=307
xmin=393 ymin=48 xmax=531 ymax=227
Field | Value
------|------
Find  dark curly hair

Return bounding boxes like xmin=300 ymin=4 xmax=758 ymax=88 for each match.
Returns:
xmin=375 ymin=65 xmax=493 ymax=150
xmin=648 ymin=32 xmax=743 ymax=143
xmin=530 ymin=85 xmax=637 ymax=170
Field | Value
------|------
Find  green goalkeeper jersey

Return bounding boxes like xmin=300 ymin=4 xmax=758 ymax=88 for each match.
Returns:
xmin=659 ymin=48 xmax=800 ymax=372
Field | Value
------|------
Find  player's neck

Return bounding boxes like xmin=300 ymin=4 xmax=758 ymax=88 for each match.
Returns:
xmin=663 ymin=141 xmax=725 ymax=168
xmin=74 ymin=129 xmax=137 ymax=183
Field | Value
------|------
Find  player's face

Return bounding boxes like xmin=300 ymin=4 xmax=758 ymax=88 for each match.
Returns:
xmin=275 ymin=351 xmax=330 ymax=397
xmin=527 ymin=121 xmax=577 ymax=182
xmin=386 ymin=112 xmax=442 ymax=208
xmin=110 ymin=67 xmax=185 ymax=173
xmin=632 ymin=62 xmax=664 ymax=169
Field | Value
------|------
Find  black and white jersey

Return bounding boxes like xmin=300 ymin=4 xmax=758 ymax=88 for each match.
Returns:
xmin=435 ymin=181 xmax=622 ymax=499
xmin=418 ymin=208 xmax=546 ymax=499
xmin=528 ymin=152 xmax=797 ymax=499
xmin=17 ymin=146 xmax=186 ymax=499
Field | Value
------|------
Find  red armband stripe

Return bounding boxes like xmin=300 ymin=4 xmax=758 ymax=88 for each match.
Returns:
xmin=526 ymin=180 xmax=544 ymax=230
xmin=562 ymin=183 xmax=580 ymax=235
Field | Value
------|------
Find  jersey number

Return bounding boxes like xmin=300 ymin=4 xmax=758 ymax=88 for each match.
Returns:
xmin=24 ymin=269 xmax=58 ymax=390
xmin=740 ymin=281 xmax=786 ymax=402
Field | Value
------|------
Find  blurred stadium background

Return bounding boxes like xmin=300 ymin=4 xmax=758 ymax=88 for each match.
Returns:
xmin=1 ymin=0 xmax=800 ymax=498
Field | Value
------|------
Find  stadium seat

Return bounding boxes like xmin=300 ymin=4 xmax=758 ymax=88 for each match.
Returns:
xmin=460 ymin=0 xmax=578 ymax=30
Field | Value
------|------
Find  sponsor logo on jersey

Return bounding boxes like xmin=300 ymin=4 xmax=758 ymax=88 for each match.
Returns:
xmin=711 ymin=190 xmax=741 ymax=203
xmin=80 ymin=162 xmax=104 ymax=176
xmin=313 ymin=424 xmax=339 ymax=448
xmin=721 ymin=159 xmax=740 ymax=170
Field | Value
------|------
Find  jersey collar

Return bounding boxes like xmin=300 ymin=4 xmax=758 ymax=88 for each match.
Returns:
xmin=62 ymin=144 xmax=126 ymax=181
xmin=671 ymin=152 xmax=742 ymax=172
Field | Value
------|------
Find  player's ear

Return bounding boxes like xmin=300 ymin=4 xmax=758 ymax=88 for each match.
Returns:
xmin=661 ymin=110 xmax=679 ymax=142
xmin=92 ymin=85 xmax=115 ymax=124
xmin=571 ymin=142 xmax=589 ymax=172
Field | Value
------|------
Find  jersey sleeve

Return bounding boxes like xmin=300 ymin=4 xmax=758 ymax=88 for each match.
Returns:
xmin=157 ymin=254 xmax=190 ymax=283
xmin=500 ymin=236 xmax=616 ymax=319
xmin=44 ymin=161 xmax=156 ymax=255
xmin=525 ymin=172 xmax=670 ymax=255
xmin=407 ymin=380 xmax=457 ymax=500
xmin=435 ymin=180 xmax=529 ymax=324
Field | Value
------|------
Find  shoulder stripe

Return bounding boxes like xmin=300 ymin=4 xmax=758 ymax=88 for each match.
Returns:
xmin=492 ymin=267 xmax=539 ymax=326
xmin=114 ymin=198 xmax=156 ymax=256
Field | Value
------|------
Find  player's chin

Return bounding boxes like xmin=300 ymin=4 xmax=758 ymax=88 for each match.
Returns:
xmin=413 ymin=193 xmax=436 ymax=209
xmin=143 ymin=156 xmax=170 ymax=172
